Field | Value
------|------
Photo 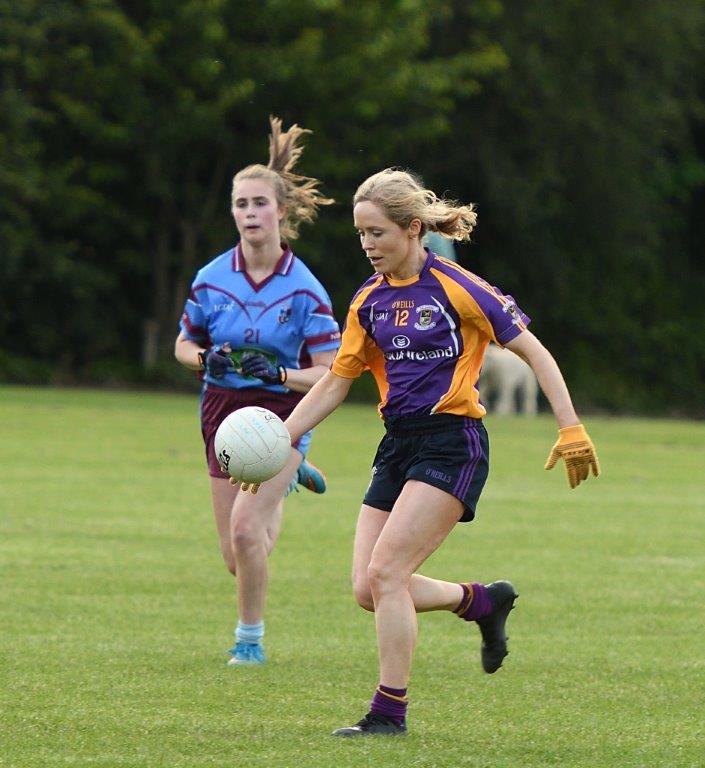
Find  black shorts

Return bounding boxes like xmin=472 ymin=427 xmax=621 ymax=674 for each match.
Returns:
xmin=363 ymin=414 xmax=490 ymax=523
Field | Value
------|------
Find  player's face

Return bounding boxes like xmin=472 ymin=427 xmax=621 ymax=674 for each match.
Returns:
xmin=232 ymin=179 xmax=284 ymax=246
xmin=354 ymin=200 xmax=423 ymax=280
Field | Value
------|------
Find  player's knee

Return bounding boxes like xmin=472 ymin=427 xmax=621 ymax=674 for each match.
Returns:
xmin=218 ymin=541 xmax=238 ymax=575
xmin=231 ymin=519 xmax=262 ymax=555
xmin=367 ymin=559 xmax=407 ymax=598
xmin=351 ymin=574 xmax=374 ymax=611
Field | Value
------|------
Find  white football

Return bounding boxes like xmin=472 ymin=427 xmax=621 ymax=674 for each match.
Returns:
xmin=214 ymin=406 xmax=291 ymax=483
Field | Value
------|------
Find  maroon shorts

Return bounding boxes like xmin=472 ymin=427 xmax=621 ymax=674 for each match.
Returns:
xmin=200 ymin=384 xmax=306 ymax=478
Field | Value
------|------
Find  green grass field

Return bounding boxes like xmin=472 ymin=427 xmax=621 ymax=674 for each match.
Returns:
xmin=2 ymin=385 xmax=704 ymax=767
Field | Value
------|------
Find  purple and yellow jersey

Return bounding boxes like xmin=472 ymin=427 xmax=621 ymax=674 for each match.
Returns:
xmin=331 ymin=250 xmax=530 ymax=419
xmin=180 ymin=243 xmax=341 ymax=392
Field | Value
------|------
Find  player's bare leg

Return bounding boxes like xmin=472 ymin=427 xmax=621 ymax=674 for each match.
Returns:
xmin=211 ymin=478 xmax=239 ymax=576
xmin=335 ymin=482 xmax=517 ymax=735
xmin=333 ymin=482 xmax=462 ymax=736
xmin=210 ymin=449 xmax=302 ymax=664
xmin=211 ymin=477 xmax=285 ymax=571
xmin=352 ymin=506 xmax=464 ymax=613
xmin=352 ymin=502 xmax=517 ymax=673
xmin=231 ymin=447 xmax=301 ymax=592
xmin=369 ymin=481 xmax=462 ymax=687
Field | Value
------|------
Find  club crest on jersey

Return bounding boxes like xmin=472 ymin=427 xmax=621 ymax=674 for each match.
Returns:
xmin=278 ymin=307 xmax=292 ymax=324
xmin=502 ymin=300 xmax=522 ymax=326
xmin=414 ymin=304 xmax=439 ymax=331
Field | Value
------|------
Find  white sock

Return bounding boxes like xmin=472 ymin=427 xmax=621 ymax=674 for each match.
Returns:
xmin=235 ymin=620 xmax=264 ymax=645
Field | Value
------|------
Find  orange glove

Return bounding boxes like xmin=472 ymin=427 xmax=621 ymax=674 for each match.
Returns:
xmin=544 ymin=424 xmax=600 ymax=489
xmin=229 ymin=477 xmax=260 ymax=495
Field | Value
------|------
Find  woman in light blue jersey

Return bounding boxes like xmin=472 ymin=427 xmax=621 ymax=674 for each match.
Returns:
xmin=174 ymin=117 xmax=340 ymax=665
xmin=275 ymin=168 xmax=599 ymax=736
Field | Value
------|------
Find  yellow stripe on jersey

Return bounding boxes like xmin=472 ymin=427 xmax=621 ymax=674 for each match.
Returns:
xmin=428 ymin=267 xmax=496 ymax=417
xmin=331 ymin=275 xmax=383 ymax=378
xmin=331 ymin=276 xmax=390 ymax=411
xmin=435 ymin=257 xmax=528 ymax=336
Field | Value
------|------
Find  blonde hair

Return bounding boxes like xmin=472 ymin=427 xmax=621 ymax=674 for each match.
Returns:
xmin=232 ymin=116 xmax=333 ymax=241
xmin=353 ymin=168 xmax=476 ymax=241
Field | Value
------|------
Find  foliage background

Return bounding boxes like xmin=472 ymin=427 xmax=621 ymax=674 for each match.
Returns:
xmin=1 ymin=0 xmax=704 ymax=414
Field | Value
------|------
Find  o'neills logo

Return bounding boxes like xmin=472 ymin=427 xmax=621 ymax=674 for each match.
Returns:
xmin=426 ymin=467 xmax=452 ymax=483
xmin=217 ymin=448 xmax=231 ymax=472
xmin=384 ymin=345 xmax=454 ymax=361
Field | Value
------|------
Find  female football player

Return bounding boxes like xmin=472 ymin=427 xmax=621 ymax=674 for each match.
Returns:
xmin=278 ymin=168 xmax=599 ymax=735
xmin=174 ymin=117 xmax=340 ymax=665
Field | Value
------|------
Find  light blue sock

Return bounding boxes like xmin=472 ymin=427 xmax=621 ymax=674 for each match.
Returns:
xmin=235 ymin=620 xmax=264 ymax=645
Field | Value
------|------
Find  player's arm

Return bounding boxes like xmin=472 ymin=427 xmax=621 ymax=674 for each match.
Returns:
xmin=174 ymin=331 xmax=206 ymax=371
xmin=279 ymin=349 xmax=338 ymax=394
xmin=504 ymin=330 xmax=578 ymax=427
xmin=504 ymin=329 xmax=599 ymax=488
xmin=174 ymin=331 xmax=234 ymax=378
xmin=239 ymin=349 xmax=337 ymax=391
xmin=285 ymin=370 xmax=354 ymax=443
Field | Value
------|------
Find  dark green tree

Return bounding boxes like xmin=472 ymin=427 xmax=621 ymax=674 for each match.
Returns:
xmin=426 ymin=0 xmax=705 ymax=413
xmin=2 ymin=0 xmax=703 ymax=412
xmin=0 ymin=0 xmax=506 ymax=380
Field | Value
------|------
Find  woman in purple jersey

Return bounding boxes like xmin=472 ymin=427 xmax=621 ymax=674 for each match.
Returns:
xmin=174 ymin=117 xmax=340 ymax=666
xmin=275 ymin=168 xmax=600 ymax=736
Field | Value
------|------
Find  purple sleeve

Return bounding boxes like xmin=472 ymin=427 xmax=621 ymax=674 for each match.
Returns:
xmin=481 ymin=291 xmax=531 ymax=345
xmin=431 ymin=260 xmax=530 ymax=344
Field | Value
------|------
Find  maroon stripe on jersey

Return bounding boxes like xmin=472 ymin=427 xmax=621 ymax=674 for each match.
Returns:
xmin=306 ymin=331 xmax=341 ymax=346
xmin=232 ymin=243 xmax=294 ymax=274
xmin=248 ymin=291 xmax=334 ymax=322
xmin=231 ymin=245 xmax=242 ymax=271
xmin=250 ymin=289 xmax=334 ymax=316
xmin=181 ymin=313 xmax=207 ymax=338
xmin=191 ymin=282 xmax=251 ymax=318
xmin=280 ymin=248 xmax=295 ymax=275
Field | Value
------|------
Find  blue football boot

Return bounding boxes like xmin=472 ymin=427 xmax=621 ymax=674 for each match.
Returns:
xmin=285 ymin=459 xmax=327 ymax=496
xmin=296 ymin=458 xmax=327 ymax=493
xmin=227 ymin=642 xmax=266 ymax=666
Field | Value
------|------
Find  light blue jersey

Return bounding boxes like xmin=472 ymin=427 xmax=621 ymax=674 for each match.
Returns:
xmin=180 ymin=243 xmax=341 ymax=391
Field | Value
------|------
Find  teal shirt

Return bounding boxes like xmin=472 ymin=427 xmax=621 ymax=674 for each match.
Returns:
xmin=423 ymin=232 xmax=457 ymax=262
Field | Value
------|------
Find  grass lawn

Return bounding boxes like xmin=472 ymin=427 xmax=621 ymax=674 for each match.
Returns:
xmin=1 ymin=385 xmax=704 ymax=767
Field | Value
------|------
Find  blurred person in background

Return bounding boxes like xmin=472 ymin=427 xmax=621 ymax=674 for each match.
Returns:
xmin=275 ymin=168 xmax=599 ymax=735
xmin=175 ymin=117 xmax=340 ymax=665
xmin=423 ymin=229 xmax=457 ymax=261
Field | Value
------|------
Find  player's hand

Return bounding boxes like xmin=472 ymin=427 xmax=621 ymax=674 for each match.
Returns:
xmin=229 ymin=476 xmax=260 ymax=494
xmin=240 ymin=352 xmax=286 ymax=385
xmin=204 ymin=344 xmax=235 ymax=379
xmin=544 ymin=424 xmax=600 ymax=489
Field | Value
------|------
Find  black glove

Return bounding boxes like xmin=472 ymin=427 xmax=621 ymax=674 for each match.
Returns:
xmin=240 ymin=352 xmax=287 ymax=385
xmin=201 ymin=345 xmax=235 ymax=379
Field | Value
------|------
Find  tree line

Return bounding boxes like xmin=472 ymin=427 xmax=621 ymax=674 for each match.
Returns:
xmin=1 ymin=0 xmax=704 ymax=414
